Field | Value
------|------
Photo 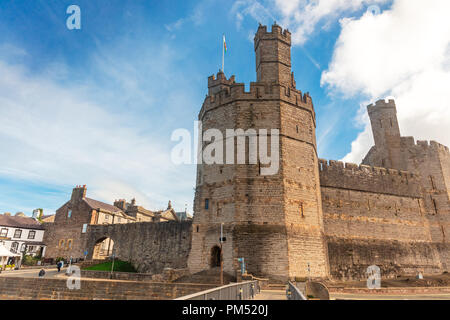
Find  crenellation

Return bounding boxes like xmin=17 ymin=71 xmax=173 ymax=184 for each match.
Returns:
xmin=417 ymin=140 xmax=429 ymax=147
xmin=254 ymin=23 xmax=291 ymax=49
xmin=319 ymin=159 xmax=421 ymax=198
xmin=200 ymin=81 xmax=314 ymax=122
xmin=345 ymin=162 xmax=359 ymax=170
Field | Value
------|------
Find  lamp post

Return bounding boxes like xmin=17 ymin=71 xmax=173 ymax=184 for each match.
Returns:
xmin=220 ymin=222 xmax=224 ymax=286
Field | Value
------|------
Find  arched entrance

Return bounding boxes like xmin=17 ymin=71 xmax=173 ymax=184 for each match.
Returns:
xmin=210 ymin=246 xmax=222 ymax=268
xmin=92 ymin=237 xmax=114 ymax=260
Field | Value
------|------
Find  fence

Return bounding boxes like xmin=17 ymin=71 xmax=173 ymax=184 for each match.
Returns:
xmin=175 ymin=280 xmax=260 ymax=300
xmin=286 ymin=281 xmax=307 ymax=300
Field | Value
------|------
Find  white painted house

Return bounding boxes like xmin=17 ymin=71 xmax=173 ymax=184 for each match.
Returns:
xmin=0 ymin=214 xmax=46 ymax=257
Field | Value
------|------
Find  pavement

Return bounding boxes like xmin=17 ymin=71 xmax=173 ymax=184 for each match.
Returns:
xmin=0 ymin=267 xmax=68 ymax=279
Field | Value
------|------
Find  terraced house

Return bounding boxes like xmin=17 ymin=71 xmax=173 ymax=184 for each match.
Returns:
xmin=0 ymin=213 xmax=46 ymax=257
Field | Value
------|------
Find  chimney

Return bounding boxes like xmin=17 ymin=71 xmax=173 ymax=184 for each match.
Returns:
xmin=114 ymin=199 xmax=127 ymax=210
xmin=71 ymin=185 xmax=87 ymax=203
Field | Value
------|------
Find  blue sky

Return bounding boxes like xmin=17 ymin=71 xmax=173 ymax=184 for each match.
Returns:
xmin=1 ymin=0 xmax=449 ymax=216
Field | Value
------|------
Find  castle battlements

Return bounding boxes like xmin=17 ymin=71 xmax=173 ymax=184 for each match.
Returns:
xmin=319 ymin=159 xmax=417 ymax=179
xmin=208 ymin=72 xmax=236 ymax=88
xmin=367 ymin=98 xmax=396 ymax=112
xmin=400 ymin=137 xmax=450 ymax=154
xmin=254 ymin=23 xmax=291 ymax=48
xmin=200 ymin=78 xmax=314 ymax=121
xmin=318 ymin=159 xmax=421 ymax=198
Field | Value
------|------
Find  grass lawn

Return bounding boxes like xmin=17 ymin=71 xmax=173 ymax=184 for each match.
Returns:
xmin=83 ymin=260 xmax=137 ymax=273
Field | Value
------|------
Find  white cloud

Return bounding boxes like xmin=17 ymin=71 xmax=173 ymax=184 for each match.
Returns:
xmin=0 ymin=51 xmax=196 ymax=213
xmin=231 ymin=0 xmax=276 ymax=30
xmin=273 ymin=0 xmax=390 ymax=45
xmin=322 ymin=0 xmax=450 ymax=163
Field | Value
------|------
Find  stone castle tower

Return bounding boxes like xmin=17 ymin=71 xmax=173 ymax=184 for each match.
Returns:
xmin=187 ymin=24 xmax=329 ymax=281
xmin=363 ymin=99 xmax=450 ymax=263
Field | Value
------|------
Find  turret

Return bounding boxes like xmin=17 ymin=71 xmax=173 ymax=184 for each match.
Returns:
xmin=254 ymin=23 xmax=294 ymax=87
xmin=367 ymin=99 xmax=402 ymax=169
xmin=208 ymin=71 xmax=235 ymax=96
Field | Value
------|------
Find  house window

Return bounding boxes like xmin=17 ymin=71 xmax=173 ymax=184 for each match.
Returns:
xmin=20 ymin=243 xmax=26 ymax=252
xmin=11 ymin=242 xmax=19 ymax=253
xmin=67 ymin=239 xmax=73 ymax=250
xmin=68 ymin=210 xmax=72 ymax=218
xmin=59 ymin=239 xmax=65 ymax=248
xmin=28 ymin=231 xmax=36 ymax=240
xmin=205 ymin=199 xmax=209 ymax=210
xmin=82 ymin=223 xmax=88 ymax=233
xmin=14 ymin=229 xmax=22 ymax=239
xmin=118 ymin=217 xmax=121 ymax=223
xmin=0 ymin=228 xmax=7 ymax=237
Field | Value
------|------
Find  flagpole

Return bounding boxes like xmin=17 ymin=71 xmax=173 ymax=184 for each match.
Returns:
xmin=222 ymin=34 xmax=225 ymax=73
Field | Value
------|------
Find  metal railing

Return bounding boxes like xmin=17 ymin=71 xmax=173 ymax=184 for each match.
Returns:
xmin=175 ymin=280 xmax=260 ymax=300
xmin=286 ymin=281 xmax=307 ymax=300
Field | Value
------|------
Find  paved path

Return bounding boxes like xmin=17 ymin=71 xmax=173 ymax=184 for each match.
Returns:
xmin=254 ymin=290 xmax=287 ymax=300
xmin=0 ymin=267 xmax=68 ymax=279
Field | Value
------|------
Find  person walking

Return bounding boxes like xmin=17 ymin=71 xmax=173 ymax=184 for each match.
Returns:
xmin=57 ymin=261 xmax=62 ymax=272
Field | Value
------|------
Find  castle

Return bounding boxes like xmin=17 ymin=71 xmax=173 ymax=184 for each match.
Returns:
xmin=40 ymin=23 xmax=448 ymax=282
xmin=188 ymin=23 xmax=449 ymax=281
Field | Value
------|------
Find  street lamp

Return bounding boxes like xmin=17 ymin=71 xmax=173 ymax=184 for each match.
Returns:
xmin=220 ymin=223 xmax=224 ymax=285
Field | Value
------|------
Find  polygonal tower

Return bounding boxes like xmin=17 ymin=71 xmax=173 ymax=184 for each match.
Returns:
xmin=187 ymin=24 xmax=329 ymax=281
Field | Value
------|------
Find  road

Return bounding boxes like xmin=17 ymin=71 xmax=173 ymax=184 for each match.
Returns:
xmin=0 ymin=267 xmax=68 ymax=279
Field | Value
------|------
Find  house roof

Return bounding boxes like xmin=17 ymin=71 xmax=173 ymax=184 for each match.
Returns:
xmin=41 ymin=215 xmax=55 ymax=222
xmin=0 ymin=215 xmax=45 ymax=230
xmin=83 ymin=198 xmax=123 ymax=213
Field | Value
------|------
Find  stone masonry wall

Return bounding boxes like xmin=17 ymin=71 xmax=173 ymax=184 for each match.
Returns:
xmin=0 ymin=277 xmax=214 ymax=300
xmin=43 ymin=199 xmax=92 ymax=260
xmin=319 ymin=159 xmax=446 ymax=279
xmin=85 ymin=221 xmax=192 ymax=274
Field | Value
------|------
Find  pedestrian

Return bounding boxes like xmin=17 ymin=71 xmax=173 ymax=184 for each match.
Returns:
xmin=38 ymin=269 xmax=45 ymax=277
xmin=57 ymin=260 xmax=62 ymax=272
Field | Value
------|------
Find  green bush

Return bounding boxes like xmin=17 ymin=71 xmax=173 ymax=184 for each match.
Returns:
xmin=22 ymin=255 xmax=39 ymax=266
